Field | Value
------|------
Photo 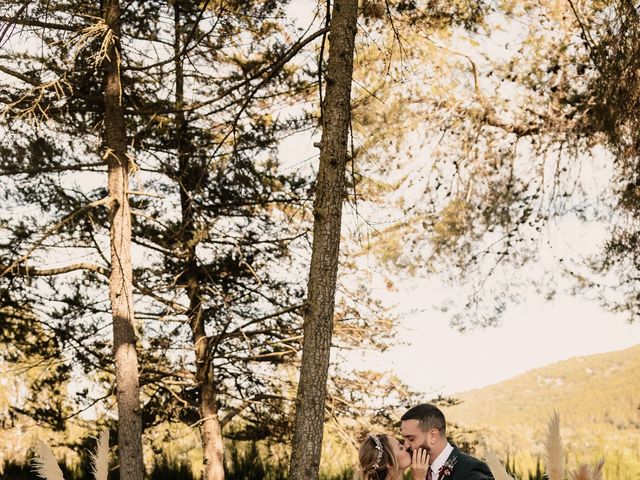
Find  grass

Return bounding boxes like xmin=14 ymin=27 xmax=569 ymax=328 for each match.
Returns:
xmin=0 ymin=443 xmax=354 ymax=480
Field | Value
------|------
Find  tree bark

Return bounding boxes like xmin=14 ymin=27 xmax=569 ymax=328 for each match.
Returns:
xmin=288 ymin=1 xmax=358 ymax=479
xmin=173 ymin=4 xmax=225 ymax=479
xmin=103 ymin=1 xmax=144 ymax=479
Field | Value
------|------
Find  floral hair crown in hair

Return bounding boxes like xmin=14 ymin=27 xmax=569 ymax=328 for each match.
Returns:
xmin=368 ymin=433 xmax=384 ymax=471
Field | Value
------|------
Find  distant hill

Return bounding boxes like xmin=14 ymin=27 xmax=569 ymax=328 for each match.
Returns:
xmin=443 ymin=344 xmax=640 ymax=479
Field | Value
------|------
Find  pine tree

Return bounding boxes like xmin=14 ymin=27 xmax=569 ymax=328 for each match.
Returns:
xmin=288 ymin=1 xmax=359 ymax=478
xmin=0 ymin=2 xmax=410 ymax=478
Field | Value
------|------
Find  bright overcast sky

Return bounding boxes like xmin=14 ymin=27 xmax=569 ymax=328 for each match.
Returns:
xmin=372 ymin=286 xmax=640 ymax=396
xmin=343 ymin=207 xmax=640 ymax=396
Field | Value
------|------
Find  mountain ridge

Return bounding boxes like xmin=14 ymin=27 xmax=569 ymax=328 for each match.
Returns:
xmin=454 ymin=343 xmax=640 ymax=396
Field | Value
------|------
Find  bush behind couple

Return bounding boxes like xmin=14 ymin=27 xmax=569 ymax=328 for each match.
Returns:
xmin=359 ymin=403 xmax=494 ymax=480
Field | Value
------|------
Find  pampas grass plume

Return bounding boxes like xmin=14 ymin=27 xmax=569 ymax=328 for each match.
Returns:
xmin=545 ymin=411 xmax=564 ymax=480
xmin=570 ymin=464 xmax=591 ymax=480
xmin=592 ymin=458 xmax=605 ymax=480
xmin=569 ymin=459 xmax=604 ymax=480
xmin=90 ymin=429 xmax=109 ymax=480
xmin=485 ymin=452 xmax=516 ymax=480
xmin=32 ymin=439 xmax=66 ymax=480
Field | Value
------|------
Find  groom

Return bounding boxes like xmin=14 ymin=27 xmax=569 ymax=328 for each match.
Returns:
xmin=401 ymin=403 xmax=494 ymax=480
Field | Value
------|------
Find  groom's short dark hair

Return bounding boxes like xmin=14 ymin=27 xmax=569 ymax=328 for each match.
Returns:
xmin=401 ymin=403 xmax=446 ymax=435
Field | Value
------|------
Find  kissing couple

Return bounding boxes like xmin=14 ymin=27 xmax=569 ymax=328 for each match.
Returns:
xmin=359 ymin=403 xmax=494 ymax=480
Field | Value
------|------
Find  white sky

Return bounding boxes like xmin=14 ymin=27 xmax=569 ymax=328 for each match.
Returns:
xmin=364 ymin=285 xmax=640 ymax=396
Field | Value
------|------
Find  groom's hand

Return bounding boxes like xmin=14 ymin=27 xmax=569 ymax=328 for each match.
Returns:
xmin=411 ymin=448 xmax=429 ymax=480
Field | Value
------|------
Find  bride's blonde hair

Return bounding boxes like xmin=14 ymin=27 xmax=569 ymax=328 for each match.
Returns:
xmin=358 ymin=433 xmax=399 ymax=480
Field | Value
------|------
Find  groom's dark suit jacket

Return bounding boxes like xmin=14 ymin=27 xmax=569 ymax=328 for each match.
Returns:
xmin=440 ymin=446 xmax=494 ymax=480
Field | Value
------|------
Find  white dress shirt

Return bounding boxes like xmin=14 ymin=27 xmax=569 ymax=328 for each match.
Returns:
xmin=430 ymin=442 xmax=454 ymax=479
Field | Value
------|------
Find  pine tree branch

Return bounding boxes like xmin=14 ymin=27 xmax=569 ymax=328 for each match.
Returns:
xmin=235 ymin=350 xmax=296 ymax=362
xmin=219 ymin=394 xmax=287 ymax=427
xmin=194 ymin=25 xmax=331 ymax=198
xmin=227 ymin=303 xmax=303 ymax=337
xmin=0 ymin=196 xmax=111 ymax=277
xmin=0 ymin=16 xmax=81 ymax=32
xmin=483 ymin=110 xmax=541 ymax=137
xmin=123 ymin=24 xmax=216 ymax=72
xmin=0 ymin=1 xmax=30 ymax=47
xmin=0 ymin=64 xmax=39 ymax=86
xmin=0 ymin=161 xmax=107 ymax=176
xmin=422 ymin=39 xmax=542 ymax=137
xmin=192 ymin=26 xmax=330 ymax=113
xmin=133 ymin=282 xmax=189 ymax=313
xmin=61 ymin=391 xmax=114 ymax=421
xmin=3 ymin=262 xmax=109 ymax=277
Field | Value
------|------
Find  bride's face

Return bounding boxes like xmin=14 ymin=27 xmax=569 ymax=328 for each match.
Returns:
xmin=387 ymin=436 xmax=412 ymax=470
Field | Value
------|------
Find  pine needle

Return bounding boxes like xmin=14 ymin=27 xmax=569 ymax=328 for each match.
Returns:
xmin=32 ymin=439 xmax=66 ymax=480
xmin=545 ymin=411 xmax=564 ymax=480
xmin=485 ymin=452 xmax=516 ymax=480
xmin=90 ymin=429 xmax=109 ymax=480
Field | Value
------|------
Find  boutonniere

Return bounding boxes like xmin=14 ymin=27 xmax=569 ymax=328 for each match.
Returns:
xmin=438 ymin=455 xmax=459 ymax=479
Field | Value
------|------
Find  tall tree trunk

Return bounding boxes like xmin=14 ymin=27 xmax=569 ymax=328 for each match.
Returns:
xmin=288 ymin=1 xmax=358 ymax=479
xmin=103 ymin=1 xmax=144 ymax=479
xmin=173 ymin=5 xmax=225 ymax=480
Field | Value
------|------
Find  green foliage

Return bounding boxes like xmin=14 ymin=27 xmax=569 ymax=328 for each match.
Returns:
xmin=224 ymin=442 xmax=284 ymax=480
xmin=0 ymin=458 xmax=31 ymax=480
xmin=149 ymin=455 xmax=193 ymax=480
xmin=500 ymin=454 xmax=544 ymax=480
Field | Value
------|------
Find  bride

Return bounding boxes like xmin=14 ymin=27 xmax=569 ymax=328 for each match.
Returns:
xmin=359 ymin=433 xmax=429 ymax=480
